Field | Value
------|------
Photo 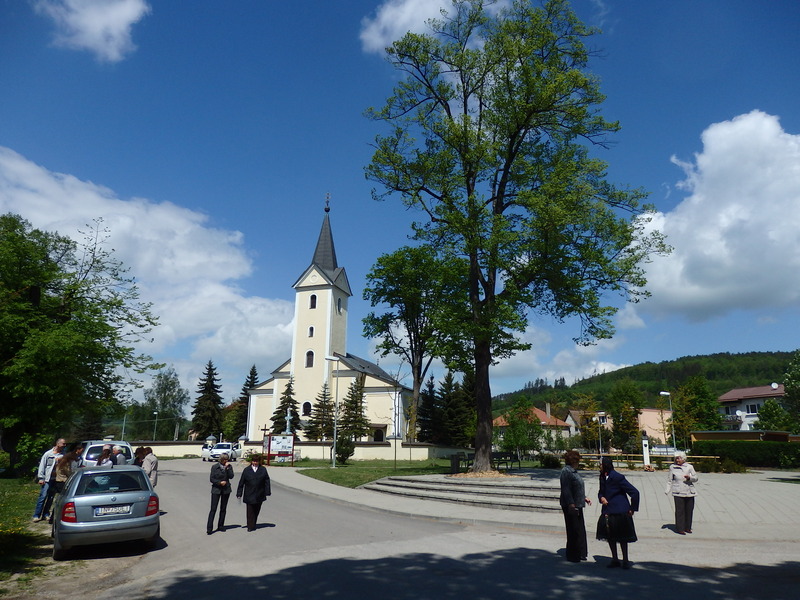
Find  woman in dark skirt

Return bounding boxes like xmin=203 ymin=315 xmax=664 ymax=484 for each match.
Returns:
xmin=596 ymin=457 xmax=640 ymax=569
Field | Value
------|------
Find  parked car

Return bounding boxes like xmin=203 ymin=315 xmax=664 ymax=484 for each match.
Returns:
xmin=208 ymin=442 xmax=241 ymax=462
xmin=79 ymin=440 xmax=134 ymax=467
xmin=51 ymin=465 xmax=160 ymax=560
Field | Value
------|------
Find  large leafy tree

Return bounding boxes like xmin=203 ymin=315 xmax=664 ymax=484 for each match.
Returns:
xmin=607 ymin=378 xmax=645 ymax=453
xmin=366 ymin=0 xmax=667 ymax=471
xmin=192 ymin=360 xmax=224 ymax=440
xmin=754 ymin=399 xmax=793 ymax=432
xmin=670 ymin=376 xmax=724 ymax=446
xmin=495 ymin=397 xmax=543 ymax=460
xmin=271 ymin=378 xmax=302 ymax=436
xmin=142 ymin=366 xmax=190 ymax=441
xmin=363 ymin=245 xmax=466 ymax=441
xmin=0 ymin=214 xmax=159 ymax=468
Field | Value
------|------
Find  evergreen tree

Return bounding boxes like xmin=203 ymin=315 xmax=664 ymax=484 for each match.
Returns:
xmin=417 ymin=375 xmax=444 ymax=443
xmin=442 ymin=372 xmax=474 ymax=447
xmin=271 ymin=378 xmax=302 ymax=436
xmin=305 ymin=383 xmax=334 ymax=441
xmin=224 ymin=364 xmax=258 ymax=440
xmin=607 ymin=378 xmax=645 ymax=453
xmin=191 ymin=360 xmax=224 ymax=440
xmin=339 ymin=374 xmax=371 ymax=441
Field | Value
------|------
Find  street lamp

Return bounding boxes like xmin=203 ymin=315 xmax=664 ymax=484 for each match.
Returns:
xmin=594 ymin=412 xmax=605 ymax=455
xmin=660 ymin=391 xmax=675 ymax=450
xmin=324 ymin=355 xmax=341 ymax=468
xmin=152 ymin=411 xmax=159 ymax=441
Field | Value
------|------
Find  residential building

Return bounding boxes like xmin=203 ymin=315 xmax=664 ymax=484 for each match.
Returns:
xmin=717 ymin=383 xmax=785 ymax=431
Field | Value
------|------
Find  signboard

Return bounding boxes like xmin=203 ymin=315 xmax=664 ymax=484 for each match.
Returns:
xmin=266 ymin=434 xmax=295 ymax=465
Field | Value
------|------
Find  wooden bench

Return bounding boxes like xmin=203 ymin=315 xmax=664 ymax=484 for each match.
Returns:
xmin=491 ymin=451 xmax=521 ymax=471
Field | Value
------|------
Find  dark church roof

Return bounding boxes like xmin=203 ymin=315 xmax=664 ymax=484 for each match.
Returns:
xmin=312 ymin=210 xmax=338 ymax=275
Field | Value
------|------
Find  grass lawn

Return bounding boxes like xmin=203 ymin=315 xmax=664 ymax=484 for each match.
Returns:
xmin=0 ymin=477 xmax=53 ymax=594
xmin=284 ymin=458 xmax=454 ymax=488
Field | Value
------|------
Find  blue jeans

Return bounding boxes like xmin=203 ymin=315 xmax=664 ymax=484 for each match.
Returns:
xmin=33 ymin=482 xmax=50 ymax=519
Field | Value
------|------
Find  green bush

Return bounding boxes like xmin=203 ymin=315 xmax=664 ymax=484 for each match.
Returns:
xmin=693 ymin=458 xmax=721 ymax=473
xmin=335 ymin=437 xmax=355 ymax=465
xmin=720 ymin=458 xmax=747 ymax=473
xmin=693 ymin=440 xmax=800 ymax=468
xmin=653 ymin=457 xmax=665 ymax=470
xmin=539 ymin=454 xmax=560 ymax=469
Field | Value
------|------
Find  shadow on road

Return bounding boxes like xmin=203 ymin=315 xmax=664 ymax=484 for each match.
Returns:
xmin=123 ymin=547 xmax=799 ymax=600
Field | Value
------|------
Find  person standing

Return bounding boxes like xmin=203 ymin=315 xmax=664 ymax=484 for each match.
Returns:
xmin=96 ymin=446 xmax=114 ymax=467
xmin=236 ymin=455 xmax=271 ymax=532
xmin=559 ymin=450 xmax=592 ymax=563
xmin=32 ymin=438 xmax=65 ymax=522
xmin=666 ymin=451 xmax=698 ymax=535
xmin=207 ymin=453 xmax=235 ymax=534
xmin=112 ymin=445 xmax=128 ymax=466
xmin=142 ymin=447 xmax=159 ymax=487
xmin=596 ymin=457 xmax=640 ymax=569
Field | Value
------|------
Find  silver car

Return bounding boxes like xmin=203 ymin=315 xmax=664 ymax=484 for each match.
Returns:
xmin=51 ymin=466 xmax=160 ymax=560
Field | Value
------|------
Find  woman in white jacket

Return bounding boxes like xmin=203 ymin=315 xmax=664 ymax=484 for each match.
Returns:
xmin=666 ymin=451 xmax=698 ymax=535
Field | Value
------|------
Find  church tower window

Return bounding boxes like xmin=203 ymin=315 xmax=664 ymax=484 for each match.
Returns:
xmin=309 ymin=294 xmax=317 ymax=309
xmin=302 ymin=402 xmax=312 ymax=416
xmin=305 ymin=351 xmax=314 ymax=368
xmin=308 ymin=326 xmax=314 ymax=337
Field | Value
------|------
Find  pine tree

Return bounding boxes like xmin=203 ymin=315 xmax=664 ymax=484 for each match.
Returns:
xmin=305 ymin=383 xmax=334 ymax=441
xmin=191 ymin=360 xmax=224 ymax=439
xmin=417 ymin=375 xmax=444 ymax=443
xmin=271 ymin=378 xmax=302 ymax=436
xmin=339 ymin=374 xmax=371 ymax=441
xmin=225 ymin=364 xmax=258 ymax=440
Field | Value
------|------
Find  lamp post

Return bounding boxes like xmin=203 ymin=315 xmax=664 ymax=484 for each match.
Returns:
xmin=324 ymin=355 xmax=340 ymax=469
xmin=660 ymin=391 xmax=675 ymax=450
xmin=594 ymin=412 xmax=605 ymax=455
xmin=152 ymin=411 xmax=159 ymax=441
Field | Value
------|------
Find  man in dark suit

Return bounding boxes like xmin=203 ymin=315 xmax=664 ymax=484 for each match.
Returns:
xmin=207 ymin=453 xmax=235 ymax=534
xmin=236 ymin=454 xmax=271 ymax=531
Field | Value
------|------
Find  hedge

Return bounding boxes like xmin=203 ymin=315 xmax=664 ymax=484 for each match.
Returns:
xmin=692 ymin=440 xmax=800 ymax=468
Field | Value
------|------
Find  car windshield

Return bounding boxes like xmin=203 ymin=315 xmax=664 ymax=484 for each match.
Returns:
xmin=76 ymin=471 xmax=148 ymax=495
xmin=214 ymin=444 xmax=231 ymax=450
xmin=86 ymin=445 xmax=131 ymax=461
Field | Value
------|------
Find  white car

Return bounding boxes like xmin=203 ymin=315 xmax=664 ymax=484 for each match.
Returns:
xmin=208 ymin=442 xmax=241 ymax=462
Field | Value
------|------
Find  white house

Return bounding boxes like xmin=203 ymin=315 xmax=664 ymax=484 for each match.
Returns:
xmin=717 ymin=383 xmax=785 ymax=431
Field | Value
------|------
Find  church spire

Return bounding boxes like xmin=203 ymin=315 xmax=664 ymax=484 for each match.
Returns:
xmin=311 ymin=194 xmax=338 ymax=274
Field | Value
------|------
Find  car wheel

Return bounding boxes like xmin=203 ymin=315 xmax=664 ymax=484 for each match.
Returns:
xmin=52 ymin=532 xmax=69 ymax=561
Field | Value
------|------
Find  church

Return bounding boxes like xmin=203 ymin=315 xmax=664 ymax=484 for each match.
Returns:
xmin=246 ymin=204 xmax=411 ymax=445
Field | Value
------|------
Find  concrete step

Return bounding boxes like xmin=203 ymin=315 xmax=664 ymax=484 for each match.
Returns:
xmin=361 ymin=475 xmax=563 ymax=513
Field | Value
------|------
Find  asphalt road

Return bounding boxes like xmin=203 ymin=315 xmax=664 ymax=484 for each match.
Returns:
xmin=18 ymin=458 xmax=800 ymax=600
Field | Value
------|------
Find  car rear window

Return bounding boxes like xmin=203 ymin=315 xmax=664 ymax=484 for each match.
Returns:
xmin=77 ymin=471 xmax=149 ymax=495
xmin=86 ymin=444 xmax=132 ymax=461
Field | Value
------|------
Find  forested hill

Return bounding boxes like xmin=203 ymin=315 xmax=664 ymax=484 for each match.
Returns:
xmin=493 ymin=351 xmax=796 ymax=414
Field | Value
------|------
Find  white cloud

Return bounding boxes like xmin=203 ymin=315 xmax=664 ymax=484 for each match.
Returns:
xmin=34 ymin=0 xmax=151 ymax=63
xmin=638 ymin=110 xmax=800 ymax=321
xmin=0 ymin=145 xmax=293 ymax=400
xmin=360 ymin=0 xmax=510 ymax=54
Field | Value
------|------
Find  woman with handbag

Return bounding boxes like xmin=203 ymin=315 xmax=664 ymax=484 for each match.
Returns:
xmin=596 ymin=457 xmax=640 ymax=569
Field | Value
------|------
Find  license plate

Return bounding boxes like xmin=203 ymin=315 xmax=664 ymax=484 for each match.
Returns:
xmin=95 ymin=505 xmax=131 ymax=516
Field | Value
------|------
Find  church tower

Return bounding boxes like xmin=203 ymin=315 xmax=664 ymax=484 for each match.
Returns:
xmin=289 ymin=202 xmax=351 ymax=409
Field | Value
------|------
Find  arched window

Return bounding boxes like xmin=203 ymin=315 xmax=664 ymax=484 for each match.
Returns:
xmin=308 ymin=326 xmax=314 ymax=337
xmin=302 ymin=402 xmax=312 ymax=417
xmin=309 ymin=294 xmax=317 ymax=309
xmin=337 ymin=297 xmax=342 ymax=314
xmin=305 ymin=351 xmax=314 ymax=368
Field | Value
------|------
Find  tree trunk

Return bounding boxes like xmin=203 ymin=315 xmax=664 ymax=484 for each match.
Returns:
xmin=472 ymin=340 xmax=494 ymax=472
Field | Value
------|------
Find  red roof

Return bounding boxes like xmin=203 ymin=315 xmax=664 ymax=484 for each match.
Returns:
xmin=493 ymin=407 xmax=569 ymax=428
xmin=717 ymin=384 xmax=785 ymax=404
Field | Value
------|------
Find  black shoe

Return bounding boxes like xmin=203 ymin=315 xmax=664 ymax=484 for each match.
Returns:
xmin=622 ymin=561 xmax=632 ymax=570
xmin=607 ymin=560 xmax=621 ymax=568
xmin=206 ymin=530 xmax=213 ymax=535
xmin=217 ymin=526 xmax=226 ymax=532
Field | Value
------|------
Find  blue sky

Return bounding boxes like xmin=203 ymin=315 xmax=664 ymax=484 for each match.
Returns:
xmin=2 ymin=0 xmax=800 ymax=405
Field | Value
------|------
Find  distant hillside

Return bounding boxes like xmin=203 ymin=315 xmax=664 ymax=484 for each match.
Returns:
xmin=492 ymin=350 xmax=796 ymax=417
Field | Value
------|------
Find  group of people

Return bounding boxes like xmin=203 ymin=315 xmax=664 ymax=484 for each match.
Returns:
xmin=559 ymin=450 xmax=698 ymax=569
xmin=206 ymin=452 xmax=271 ymax=534
xmin=32 ymin=438 xmax=159 ymax=523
